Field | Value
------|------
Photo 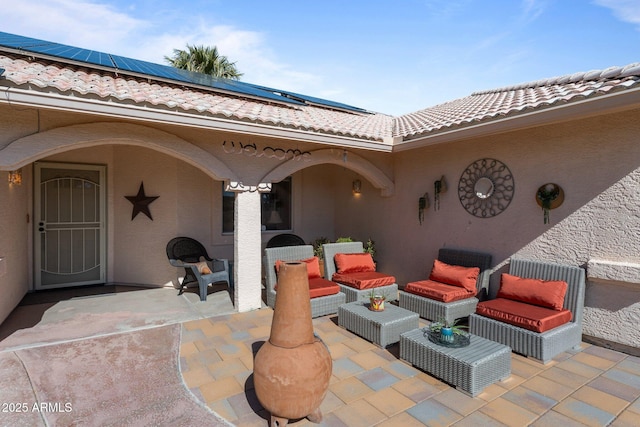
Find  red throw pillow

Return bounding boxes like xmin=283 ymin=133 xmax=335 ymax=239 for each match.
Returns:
xmin=497 ymin=273 xmax=568 ymax=311
xmin=334 ymin=253 xmax=376 ymax=274
xmin=275 ymin=257 xmax=322 ymax=279
xmin=429 ymin=259 xmax=480 ymax=293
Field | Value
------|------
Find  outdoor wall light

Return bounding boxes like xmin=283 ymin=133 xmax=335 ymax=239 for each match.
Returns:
xmin=352 ymin=179 xmax=362 ymax=194
xmin=8 ymin=169 xmax=22 ymax=185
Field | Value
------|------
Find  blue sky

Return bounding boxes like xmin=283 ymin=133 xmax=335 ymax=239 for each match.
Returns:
xmin=4 ymin=0 xmax=640 ymax=115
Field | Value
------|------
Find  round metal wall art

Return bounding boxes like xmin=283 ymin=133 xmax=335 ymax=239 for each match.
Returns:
xmin=458 ymin=158 xmax=515 ymax=218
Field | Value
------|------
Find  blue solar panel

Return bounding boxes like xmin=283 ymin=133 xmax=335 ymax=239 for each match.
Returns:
xmin=0 ymin=31 xmax=368 ymax=113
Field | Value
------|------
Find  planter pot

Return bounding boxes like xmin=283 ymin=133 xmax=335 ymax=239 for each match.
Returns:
xmin=369 ymin=296 xmax=385 ymax=311
xmin=254 ymin=261 xmax=332 ymax=426
xmin=440 ymin=327 xmax=454 ymax=343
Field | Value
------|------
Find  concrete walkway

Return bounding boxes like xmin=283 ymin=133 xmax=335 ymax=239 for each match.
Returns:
xmin=1 ymin=286 xmax=639 ymax=426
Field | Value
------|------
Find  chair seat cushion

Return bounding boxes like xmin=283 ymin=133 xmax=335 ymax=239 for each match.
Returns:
xmin=429 ymin=259 xmax=480 ymax=293
xmin=497 ymin=273 xmax=568 ymax=311
xmin=404 ymin=280 xmax=475 ymax=302
xmin=476 ymin=298 xmax=573 ymax=333
xmin=274 ymin=278 xmax=340 ymax=298
xmin=308 ymin=278 xmax=341 ymax=298
xmin=332 ymin=272 xmax=396 ymax=290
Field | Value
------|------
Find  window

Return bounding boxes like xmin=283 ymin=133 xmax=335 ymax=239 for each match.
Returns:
xmin=222 ymin=177 xmax=292 ymax=233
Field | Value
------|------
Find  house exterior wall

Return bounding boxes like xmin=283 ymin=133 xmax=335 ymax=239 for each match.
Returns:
xmin=1 ymin=100 xmax=638 ymax=352
xmin=335 ymin=108 xmax=640 ymax=351
xmin=0 ymin=171 xmax=30 ymax=324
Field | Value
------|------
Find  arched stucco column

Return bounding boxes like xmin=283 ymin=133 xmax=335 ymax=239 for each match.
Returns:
xmin=228 ymin=181 xmax=271 ymax=312
xmin=261 ymin=148 xmax=395 ymax=197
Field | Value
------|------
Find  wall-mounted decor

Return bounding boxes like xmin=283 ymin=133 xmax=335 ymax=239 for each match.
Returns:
xmin=125 ymin=182 xmax=159 ymax=220
xmin=222 ymin=140 xmax=311 ymax=161
xmin=458 ymin=158 xmax=514 ymax=218
xmin=536 ymin=183 xmax=564 ymax=224
xmin=419 ymin=192 xmax=430 ymax=225
xmin=433 ymin=175 xmax=447 ymax=211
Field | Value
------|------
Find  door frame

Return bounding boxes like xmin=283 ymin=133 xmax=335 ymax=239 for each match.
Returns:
xmin=33 ymin=162 xmax=107 ymax=289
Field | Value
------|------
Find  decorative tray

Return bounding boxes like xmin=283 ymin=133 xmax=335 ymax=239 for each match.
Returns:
xmin=424 ymin=329 xmax=471 ymax=348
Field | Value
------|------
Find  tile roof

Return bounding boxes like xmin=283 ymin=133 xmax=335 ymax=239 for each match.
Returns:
xmin=395 ymin=63 xmax=640 ymax=140
xmin=1 ymin=50 xmax=639 ymax=146
xmin=0 ymin=54 xmax=394 ymax=143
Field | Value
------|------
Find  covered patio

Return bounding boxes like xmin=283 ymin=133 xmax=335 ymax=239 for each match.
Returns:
xmin=0 ymin=287 xmax=639 ymax=426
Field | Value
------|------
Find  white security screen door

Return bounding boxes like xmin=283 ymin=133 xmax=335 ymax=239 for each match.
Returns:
xmin=34 ymin=163 xmax=106 ymax=289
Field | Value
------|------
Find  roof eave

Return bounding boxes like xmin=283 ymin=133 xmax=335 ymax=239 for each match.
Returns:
xmin=393 ymin=87 xmax=640 ymax=152
xmin=0 ymin=87 xmax=394 ymax=152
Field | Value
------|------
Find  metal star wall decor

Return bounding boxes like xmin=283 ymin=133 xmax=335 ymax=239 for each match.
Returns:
xmin=125 ymin=182 xmax=159 ymax=220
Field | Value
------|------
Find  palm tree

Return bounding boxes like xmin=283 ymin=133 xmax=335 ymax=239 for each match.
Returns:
xmin=165 ymin=44 xmax=242 ymax=80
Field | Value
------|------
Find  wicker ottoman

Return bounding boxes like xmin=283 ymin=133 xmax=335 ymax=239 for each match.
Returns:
xmin=338 ymin=302 xmax=419 ymax=347
xmin=400 ymin=328 xmax=511 ymax=396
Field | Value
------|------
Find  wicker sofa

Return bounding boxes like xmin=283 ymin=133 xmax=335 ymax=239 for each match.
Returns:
xmin=322 ymin=241 xmax=399 ymax=303
xmin=264 ymin=245 xmax=346 ymax=318
xmin=469 ymin=257 xmax=586 ymax=364
xmin=399 ymin=248 xmax=492 ymax=324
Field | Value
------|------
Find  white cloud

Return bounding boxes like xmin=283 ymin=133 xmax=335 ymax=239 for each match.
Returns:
xmin=4 ymin=0 xmax=146 ymax=52
xmin=594 ymin=0 xmax=640 ymax=27
xmin=3 ymin=0 xmax=324 ymax=97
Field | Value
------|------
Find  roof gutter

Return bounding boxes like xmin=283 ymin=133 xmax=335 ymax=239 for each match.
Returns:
xmin=393 ymin=87 xmax=640 ymax=152
xmin=0 ymin=86 xmax=394 ymax=152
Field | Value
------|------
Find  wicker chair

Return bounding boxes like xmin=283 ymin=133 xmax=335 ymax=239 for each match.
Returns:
xmin=265 ymin=233 xmax=306 ymax=248
xmin=322 ymin=241 xmax=398 ymax=303
xmin=399 ymin=248 xmax=492 ymax=324
xmin=264 ymin=245 xmax=346 ymax=318
xmin=469 ymin=257 xmax=586 ymax=364
xmin=166 ymin=237 xmax=230 ymax=302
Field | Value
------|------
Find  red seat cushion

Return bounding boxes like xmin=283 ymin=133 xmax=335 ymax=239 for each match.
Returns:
xmin=334 ymin=253 xmax=376 ymax=274
xmin=308 ymin=278 xmax=341 ymax=298
xmin=429 ymin=259 xmax=480 ymax=293
xmin=332 ymin=272 xmax=396 ymax=290
xmin=274 ymin=277 xmax=339 ymax=298
xmin=476 ymin=298 xmax=573 ymax=333
xmin=275 ymin=257 xmax=322 ymax=279
xmin=497 ymin=273 xmax=568 ymax=310
xmin=404 ymin=280 xmax=475 ymax=302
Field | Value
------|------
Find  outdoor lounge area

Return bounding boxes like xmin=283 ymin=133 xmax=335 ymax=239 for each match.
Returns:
xmin=0 ymin=286 xmax=639 ymax=426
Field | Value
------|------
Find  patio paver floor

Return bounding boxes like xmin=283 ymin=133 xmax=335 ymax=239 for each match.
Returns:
xmin=180 ymin=308 xmax=640 ymax=426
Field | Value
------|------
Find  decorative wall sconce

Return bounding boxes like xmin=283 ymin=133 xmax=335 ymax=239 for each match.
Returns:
xmin=419 ymin=192 xmax=430 ymax=225
xmin=8 ymin=169 xmax=22 ymax=185
xmin=352 ymin=179 xmax=362 ymax=195
xmin=433 ymin=175 xmax=447 ymax=210
xmin=536 ymin=183 xmax=564 ymax=224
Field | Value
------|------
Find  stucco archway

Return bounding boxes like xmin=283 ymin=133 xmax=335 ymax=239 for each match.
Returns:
xmin=261 ymin=148 xmax=395 ymax=196
xmin=0 ymin=122 xmax=239 ymax=182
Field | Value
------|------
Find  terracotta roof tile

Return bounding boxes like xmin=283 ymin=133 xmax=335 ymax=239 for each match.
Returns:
xmin=394 ymin=63 xmax=640 ymax=139
xmin=0 ymin=54 xmax=393 ymax=142
xmin=1 ymin=52 xmax=639 ymax=146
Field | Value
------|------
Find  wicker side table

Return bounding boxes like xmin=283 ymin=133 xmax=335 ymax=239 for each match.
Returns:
xmin=400 ymin=328 xmax=511 ymax=397
xmin=338 ymin=302 xmax=419 ymax=347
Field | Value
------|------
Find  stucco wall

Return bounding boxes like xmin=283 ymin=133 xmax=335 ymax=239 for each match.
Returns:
xmin=1 ymin=103 xmax=638 ymax=352
xmin=336 ymin=109 xmax=640 ymax=351
xmin=0 ymin=171 xmax=30 ymax=324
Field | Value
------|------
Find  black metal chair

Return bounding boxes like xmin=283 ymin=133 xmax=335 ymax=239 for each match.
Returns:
xmin=166 ymin=237 xmax=230 ymax=301
xmin=265 ymin=233 xmax=306 ymax=248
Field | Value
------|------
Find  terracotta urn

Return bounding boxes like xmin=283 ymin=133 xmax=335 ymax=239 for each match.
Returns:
xmin=253 ymin=262 xmax=332 ymax=426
